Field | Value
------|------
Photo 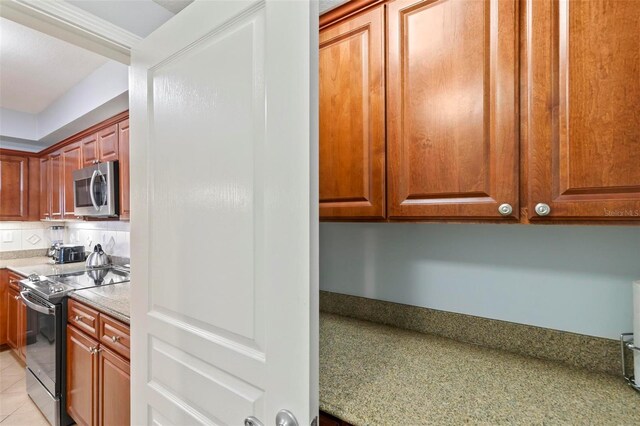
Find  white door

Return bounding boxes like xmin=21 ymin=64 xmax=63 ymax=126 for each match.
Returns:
xmin=129 ymin=1 xmax=319 ymax=425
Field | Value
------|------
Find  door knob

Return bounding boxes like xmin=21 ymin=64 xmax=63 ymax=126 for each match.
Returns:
xmin=534 ymin=203 xmax=551 ymax=216
xmin=276 ymin=410 xmax=298 ymax=426
xmin=245 ymin=416 xmax=264 ymax=426
xmin=498 ymin=203 xmax=513 ymax=216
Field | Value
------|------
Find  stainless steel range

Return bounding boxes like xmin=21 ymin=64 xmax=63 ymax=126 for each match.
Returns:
xmin=19 ymin=266 xmax=130 ymax=426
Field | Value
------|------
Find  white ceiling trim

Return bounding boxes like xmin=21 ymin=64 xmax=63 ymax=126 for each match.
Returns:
xmin=0 ymin=0 xmax=142 ymax=64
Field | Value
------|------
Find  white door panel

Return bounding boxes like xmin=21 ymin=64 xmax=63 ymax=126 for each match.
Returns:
xmin=130 ymin=1 xmax=318 ymax=424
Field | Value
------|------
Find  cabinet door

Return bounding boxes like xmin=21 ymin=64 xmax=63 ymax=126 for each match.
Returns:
xmin=118 ymin=119 xmax=130 ymax=220
xmin=97 ymin=125 xmax=119 ymax=163
xmin=17 ymin=297 xmax=26 ymax=362
xmin=67 ymin=325 xmax=99 ymax=426
xmin=6 ymin=288 xmax=18 ymax=350
xmin=387 ymin=0 xmax=518 ymax=219
xmin=62 ymin=141 xmax=83 ymax=219
xmin=525 ymin=0 xmax=640 ymax=221
xmin=98 ymin=347 xmax=130 ymax=426
xmin=0 ymin=270 xmax=6 ymax=346
xmin=319 ymin=6 xmax=386 ymax=219
xmin=0 ymin=154 xmax=29 ymax=220
xmin=40 ymin=157 xmax=51 ymax=220
xmin=82 ymin=133 xmax=99 ymax=167
xmin=50 ymin=152 xmax=63 ymax=220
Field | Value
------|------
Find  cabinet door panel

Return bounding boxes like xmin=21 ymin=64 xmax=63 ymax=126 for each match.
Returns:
xmin=526 ymin=0 xmax=640 ymax=220
xmin=67 ymin=325 xmax=99 ymax=426
xmin=62 ymin=142 xmax=83 ymax=219
xmin=17 ymin=297 xmax=26 ymax=362
xmin=40 ymin=158 xmax=51 ymax=220
xmin=97 ymin=125 xmax=119 ymax=163
xmin=0 ymin=154 xmax=29 ymax=220
xmin=319 ymin=6 xmax=386 ymax=219
xmin=50 ymin=152 xmax=63 ymax=219
xmin=82 ymin=134 xmax=98 ymax=167
xmin=118 ymin=119 xmax=130 ymax=220
xmin=6 ymin=288 xmax=18 ymax=350
xmin=387 ymin=0 xmax=518 ymax=219
xmin=98 ymin=348 xmax=130 ymax=426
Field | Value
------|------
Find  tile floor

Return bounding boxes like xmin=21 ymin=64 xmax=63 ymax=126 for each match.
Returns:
xmin=0 ymin=349 xmax=49 ymax=425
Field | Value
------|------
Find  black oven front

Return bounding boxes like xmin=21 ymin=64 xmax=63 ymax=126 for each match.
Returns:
xmin=20 ymin=289 xmax=73 ymax=426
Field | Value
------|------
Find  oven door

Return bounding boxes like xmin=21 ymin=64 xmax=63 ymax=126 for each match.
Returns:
xmin=20 ymin=290 xmax=60 ymax=396
xmin=73 ymin=161 xmax=118 ymax=217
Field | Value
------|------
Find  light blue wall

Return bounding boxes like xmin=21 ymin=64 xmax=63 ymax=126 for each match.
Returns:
xmin=320 ymin=223 xmax=640 ymax=339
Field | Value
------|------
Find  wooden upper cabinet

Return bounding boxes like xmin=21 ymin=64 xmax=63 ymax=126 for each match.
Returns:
xmin=50 ymin=151 xmax=63 ymax=219
xmin=82 ymin=133 xmax=98 ymax=167
xmin=319 ymin=5 xmax=386 ymax=219
xmin=0 ymin=154 xmax=29 ymax=220
xmin=97 ymin=125 xmax=119 ymax=163
xmin=386 ymin=0 xmax=518 ymax=219
xmin=62 ymin=141 xmax=83 ymax=219
xmin=118 ymin=119 xmax=130 ymax=220
xmin=40 ymin=157 xmax=51 ymax=220
xmin=525 ymin=0 xmax=640 ymax=221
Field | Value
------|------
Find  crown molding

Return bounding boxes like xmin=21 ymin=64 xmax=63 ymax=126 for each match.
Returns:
xmin=0 ymin=0 xmax=142 ymax=64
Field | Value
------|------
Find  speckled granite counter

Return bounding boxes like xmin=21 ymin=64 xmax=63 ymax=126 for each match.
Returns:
xmin=1 ymin=257 xmax=86 ymax=276
xmin=320 ymin=313 xmax=640 ymax=425
xmin=71 ymin=283 xmax=130 ymax=324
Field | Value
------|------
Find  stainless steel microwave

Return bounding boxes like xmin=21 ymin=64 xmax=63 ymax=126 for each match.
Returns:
xmin=72 ymin=161 xmax=119 ymax=217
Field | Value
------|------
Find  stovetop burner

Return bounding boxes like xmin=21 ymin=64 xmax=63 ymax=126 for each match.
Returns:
xmin=20 ymin=266 xmax=130 ymax=302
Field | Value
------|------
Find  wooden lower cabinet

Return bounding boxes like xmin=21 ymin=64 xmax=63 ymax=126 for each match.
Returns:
xmin=98 ymin=347 xmax=130 ymax=426
xmin=5 ymin=272 xmax=26 ymax=362
xmin=67 ymin=325 xmax=99 ymax=426
xmin=6 ymin=288 xmax=19 ymax=350
xmin=320 ymin=411 xmax=353 ymax=426
xmin=67 ymin=300 xmax=130 ymax=426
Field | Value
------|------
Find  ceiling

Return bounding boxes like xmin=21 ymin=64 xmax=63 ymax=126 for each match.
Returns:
xmin=0 ymin=17 xmax=108 ymax=114
xmin=67 ymin=0 xmax=179 ymax=38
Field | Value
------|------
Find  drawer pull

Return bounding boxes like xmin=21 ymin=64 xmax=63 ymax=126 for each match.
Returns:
xmin=110 ymin=335 xmax=121 ymax=343
xmin=74 ymin=315 xmax=83 ymax=322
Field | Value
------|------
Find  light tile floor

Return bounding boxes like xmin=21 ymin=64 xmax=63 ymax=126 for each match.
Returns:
xmin=0 ymin=349 xmax=49 ymax=425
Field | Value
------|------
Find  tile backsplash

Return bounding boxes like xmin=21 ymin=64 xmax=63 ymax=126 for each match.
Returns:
xmin=66 ymin=221 xmax=130 ymax=258
xmin=0 ymin=221 xmax=130 ymax=258
xmin=0 ymin=222 xmax=49 ymax=252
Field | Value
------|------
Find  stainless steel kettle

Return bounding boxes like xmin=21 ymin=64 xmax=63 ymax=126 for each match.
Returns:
xmin=85 ymin=244 xmax=110 ymax=269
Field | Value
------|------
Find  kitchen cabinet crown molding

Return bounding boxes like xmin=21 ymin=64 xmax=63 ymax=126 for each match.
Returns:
xmin=39 ymin=111 xmax=129 ymax=157
xmin=320 ymin=0 xmax=385 ymax=29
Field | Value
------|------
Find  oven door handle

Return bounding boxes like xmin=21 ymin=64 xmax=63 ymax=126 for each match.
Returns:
xmin=20 ymin=291 xmax=54 ymax=315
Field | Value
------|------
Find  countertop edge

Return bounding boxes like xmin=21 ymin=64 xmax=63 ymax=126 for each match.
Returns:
xmin=70 ymin=292 xmax=130 ymax=325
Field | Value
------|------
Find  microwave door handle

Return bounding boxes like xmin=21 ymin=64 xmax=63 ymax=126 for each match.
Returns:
xmin=20 ymin=291 xmax=54 ymax=315
xmin=89 ymin=169 xmax=102 ymax=211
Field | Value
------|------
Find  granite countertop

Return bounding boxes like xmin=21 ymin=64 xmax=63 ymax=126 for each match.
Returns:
xmin=1 ymin=256 xmax=130 ymax=325
xmin=1 ymin=257 xmax=87 ymax=276
xmin=320 ymin=313 xmax=640 ymax=425
xmin=71 ymin=283 xmax=130 ymax=325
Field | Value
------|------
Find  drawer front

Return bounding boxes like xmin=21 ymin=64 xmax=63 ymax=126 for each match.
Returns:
xmin=68 ymin=299 xmax=100 ymax=338
xmin=98 ymin=315 xmax=130 ymax=359
xmin=8 ymin=272 xmax=24 ymax=291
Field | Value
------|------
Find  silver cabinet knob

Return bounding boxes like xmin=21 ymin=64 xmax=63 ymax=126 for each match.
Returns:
xmin=276 ymin=410 xmax=298 ymax=426
xmin=498 ymin=203 xmax=513 ymax=216
xmin=535 ymin=203 xmax=551 ymax=216
xmin=74 ymin=315 xmax=82 ymax=322
xmin=111 ymin=335 xmax=120 ymax=343
xmin=244 ymin=417 xmax=264 ymax=426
